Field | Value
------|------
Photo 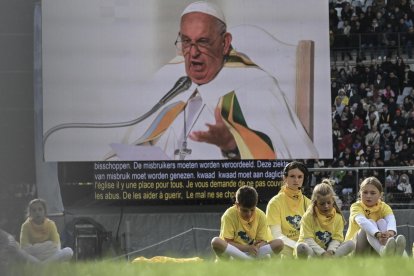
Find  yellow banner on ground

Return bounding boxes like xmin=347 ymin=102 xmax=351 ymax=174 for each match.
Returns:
xmin=132 ymin=256 xmax=203 ymax=263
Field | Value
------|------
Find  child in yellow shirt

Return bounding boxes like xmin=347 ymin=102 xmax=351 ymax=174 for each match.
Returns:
xmin=211 ymin=185 xmax=284 ymax=260
xmin=295 ymin=179 xmax=355 ymax=258
xmin=20 ymin=198 xmax=73 ymax=263
xmin=266 ymin=161 xmax=311 ymax=257
xmin=345 ymin=177 xmax=406 ymax=256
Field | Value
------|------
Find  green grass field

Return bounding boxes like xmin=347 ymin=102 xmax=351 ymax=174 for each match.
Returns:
xmin=7 ymin=257 xmax=414 ymax=276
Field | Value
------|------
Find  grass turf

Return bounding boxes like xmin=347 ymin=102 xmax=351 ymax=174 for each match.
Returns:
xmin=7 ymin=256 xmax=414 ymax=276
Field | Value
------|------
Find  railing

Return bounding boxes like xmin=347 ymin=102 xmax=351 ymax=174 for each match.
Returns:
xmin=330 ymin=32 xmax=414 ymax=61
xmin=308 ymin=166 xmax=414 ymax=210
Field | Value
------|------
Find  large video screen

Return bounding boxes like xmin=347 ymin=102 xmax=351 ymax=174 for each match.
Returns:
xmin=41 ymin=0 xmax=331 ymax=206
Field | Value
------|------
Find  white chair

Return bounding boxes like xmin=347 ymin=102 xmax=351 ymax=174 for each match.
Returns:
xmin=229 ymin=24 xmax=315 ymax=140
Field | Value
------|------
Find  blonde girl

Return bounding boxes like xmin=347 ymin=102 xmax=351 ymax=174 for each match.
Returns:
xmin=20 ymin=199 xmax=73 ymax=263
xmin=344 ymin=177 xmax=406 ymax=256
xmin=295 ymin=180 xmax=355 ymax=258
xmin=266 ymin=161 xmax=311 ymax=257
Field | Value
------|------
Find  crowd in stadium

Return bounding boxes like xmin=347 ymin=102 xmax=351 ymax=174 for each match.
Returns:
xmin=317 ymin=0 xmax=414 ymax=207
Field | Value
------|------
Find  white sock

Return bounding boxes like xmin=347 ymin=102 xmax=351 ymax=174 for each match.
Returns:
xmin=335 ymin=240 xmax=355 ymax=257
xmin=43 ymin=247 xmax=73 ymax=263
xmin=365 ymin=220 xmax=383 ymax=254
xmin=257 ymin=244 xmax=272 ymax=258
xmin=366 ymin=232 xmax=383 ymax=254
xmin=224 ymin=244 xmax=253 ymax=260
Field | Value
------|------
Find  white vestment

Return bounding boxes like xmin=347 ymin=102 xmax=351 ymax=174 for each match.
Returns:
xmin=44 ymin=58 xmax=318 ymax=160
xmin=111 ymin=61 xmax=318 ymax=160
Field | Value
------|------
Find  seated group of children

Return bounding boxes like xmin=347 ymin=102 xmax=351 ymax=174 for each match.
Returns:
xmin=211 ymin=161 xmax=407 ymax=260
xmin=6 ymin=162 xmax=408 ymax=264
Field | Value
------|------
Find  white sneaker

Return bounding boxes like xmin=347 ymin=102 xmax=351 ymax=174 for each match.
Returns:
xmin=395 ymin=235 xmax=406 ymax=256
xmin=380 ymin=237 xmax=396 ymax=257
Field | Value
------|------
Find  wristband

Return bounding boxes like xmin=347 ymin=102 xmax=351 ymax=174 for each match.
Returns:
xmin=222 ymin=147 xmax=240 ymax=159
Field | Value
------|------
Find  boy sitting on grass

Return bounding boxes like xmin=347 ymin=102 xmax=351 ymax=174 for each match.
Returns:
xmin=211 ymin=185 xmax=284 ymax=260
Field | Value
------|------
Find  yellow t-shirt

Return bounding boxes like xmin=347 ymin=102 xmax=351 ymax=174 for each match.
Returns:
xmin=220 ymin=205 xmax=271 ymax=245
xmin=20 ymin=218 xmax=60 ymax=247
xmin=297 ymin=208 xmax=344 ymax=249
xmin=344 ymin=200 xmax=393 ymax=241
xmin=266 ymin=190 xmax=311 ymax=241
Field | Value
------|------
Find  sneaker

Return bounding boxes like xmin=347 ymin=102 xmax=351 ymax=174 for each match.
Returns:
xmin=395 ymin=235 xmax=406 ymax=256
xmin=380 ymin=237 xmax=396 ymax=257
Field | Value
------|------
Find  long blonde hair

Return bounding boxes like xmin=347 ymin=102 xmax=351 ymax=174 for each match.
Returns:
xmin=309 ymin=179 xmax=345 ymax=223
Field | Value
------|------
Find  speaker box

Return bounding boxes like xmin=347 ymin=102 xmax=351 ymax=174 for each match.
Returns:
xmin=74 ymin=224 xmax=100 ymax=260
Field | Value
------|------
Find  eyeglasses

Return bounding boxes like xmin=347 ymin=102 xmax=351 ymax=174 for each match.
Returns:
xmin=174 ymin=32 xmax=225 ymax=54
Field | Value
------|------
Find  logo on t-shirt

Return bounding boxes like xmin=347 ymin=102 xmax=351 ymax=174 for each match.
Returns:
xmin=286 ymin=215 xmax=302 ymax=231
xmin=238 ymin=231 xmax=253 ymax=245
xmin=316 ymin=230 xmax=332 ymax=247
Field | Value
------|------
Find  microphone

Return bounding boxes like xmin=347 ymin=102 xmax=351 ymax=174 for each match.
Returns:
xmin=43 ymin=76 xmax=192 ymax=150
xmin=158 ymin=76 xmax=192 ymax=105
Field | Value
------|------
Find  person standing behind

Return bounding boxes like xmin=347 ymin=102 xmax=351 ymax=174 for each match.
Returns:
xmin=295 ymin=180 xmax=355 ymax=258
xmin=344 ymin=177 xmax=406 ymax=256
xmin=266 ymin=161 xmax=311 ymax=258
xmin=211 ymin=186 xmax=284 ymax=260
xmin=20 ymin=199 xmax=73 ymax=263
xmin=396 ymin=173 xmax=412 ymax=205
xmin=397 ymin=173 xmax=412 ymax=195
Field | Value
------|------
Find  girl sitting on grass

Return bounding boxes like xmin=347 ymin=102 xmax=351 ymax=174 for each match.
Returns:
xmin=266 ymin=161 xmax=311 ymax=258
xmin=344 ymin=177 xmax=406 ymax=256
xmin=20 ymin=198 xmax=73 ymax=263
xmin=295 ymin=179 xmax=355 ymax=258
